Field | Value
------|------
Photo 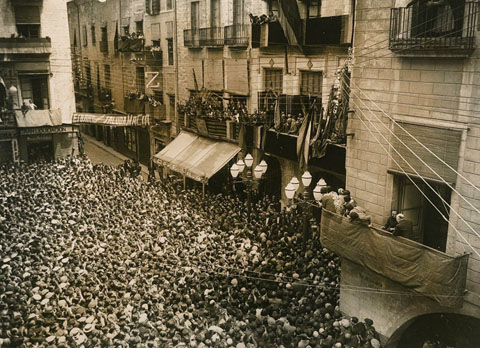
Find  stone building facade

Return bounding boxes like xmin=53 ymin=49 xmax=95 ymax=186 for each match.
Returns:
xmin=67 ymin=0 xmax=170 ymax=165
xmin=0 ymin=0 xmax=78 ymax=163
xmin=173 ymin=0 xmax=354 ymax=199
xmin=336 ymin=0 xmax=480 ymax=345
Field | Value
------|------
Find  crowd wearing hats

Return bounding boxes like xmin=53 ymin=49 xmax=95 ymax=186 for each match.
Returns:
xmin=0 ymin=157 xmax=381 ymax=348
xmin=273 ymin=112 xmax=305 ymax=136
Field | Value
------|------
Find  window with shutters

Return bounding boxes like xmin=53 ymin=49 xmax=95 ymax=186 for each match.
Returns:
xmin=19 ymin=75 xmax=49 ymax=109
xmin=166 ymin=21 xmax=174 ymax=38
xmin=166 ymin=0 xmax=173 ymax=11
xmin=191 ymin=2 xmax=200 ymax=30
xmin=100 ymin=26 xmax=108 ymax=53
xmin=136 ymin=66 xmax=145 ymax=93
xmin=96 ymin=64 xmax=101 ymax=91
xmin=167 ymin=38 xmax=174 ymax=65
xmin=152 ymin=0 xmax=160 ymax=14
xmin=136 ymin=21 xmax=144 ymax=35
xmin=264 ymin=68 xmax=283 ymax=93
xmin=300 ymin=71 xmax=323 ymax=96
xmin=211 ymin=0 xmax=220 ymax=27
xmin=83 ymin=25 xmax=88 ymax=46
xmin=145 ymin=0 xmax=151 ymax=15
xmin=91 ymin=25 xmax=96 ymax=45
xmin=233 ymin=0 xmax=244 ymax=25
xmin=151 ymin=23 xmax=161 ymax=41
xmin=104 ymin=65 xmax=111 ymax=90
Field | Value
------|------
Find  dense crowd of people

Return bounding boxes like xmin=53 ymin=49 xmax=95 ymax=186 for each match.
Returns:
xmin=0 ymin=157 xmax=382 ymax=348
xmin=178 ymin=96 xmax=272 ymax=125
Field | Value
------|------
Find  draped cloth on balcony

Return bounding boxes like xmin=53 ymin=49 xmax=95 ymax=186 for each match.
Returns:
xmin=320 ymin=210 xmax=469 ymax=308
xmin=152 ymin=131 xmax=241 ymax=184
xmin=15 ymin=109 xmax=63 ymax=127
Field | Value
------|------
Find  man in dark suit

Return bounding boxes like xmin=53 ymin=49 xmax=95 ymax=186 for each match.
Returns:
xmin=392 ymin=213 xmax=419 ymax=242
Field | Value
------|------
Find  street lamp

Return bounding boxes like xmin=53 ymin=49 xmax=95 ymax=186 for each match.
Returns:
xmin=285 ymin=173 xmax=326 ymax=249
xmin=231 ymin=153 xmax=268 ymax=221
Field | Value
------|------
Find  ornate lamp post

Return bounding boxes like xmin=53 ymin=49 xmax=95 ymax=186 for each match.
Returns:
xmin=285 ymin=173 xmax=327 ymax=246
xmin=231 ymin=153 xmax=268 ymax=221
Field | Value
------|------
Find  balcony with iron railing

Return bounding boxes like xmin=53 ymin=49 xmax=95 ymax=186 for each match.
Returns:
xmin=184 ymin=29 xmax=201 ymax=48
xmin=224 ymin=24 xmax=250 ymax=47
xmin=0 ymin=37 xmax=51 ymax=54
xmin=389 ymin=1 xmax=478 ymax=56
xmin=199 ymin=27 xmax=224 ymax=47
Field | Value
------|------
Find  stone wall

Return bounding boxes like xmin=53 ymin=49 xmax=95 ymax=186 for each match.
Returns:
xmin=345 ymin=0 xmax=480 ymax=339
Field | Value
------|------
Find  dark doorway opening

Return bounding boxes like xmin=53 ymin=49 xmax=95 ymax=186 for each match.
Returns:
xmin=27 ymin=140 xmax=54 ymax=162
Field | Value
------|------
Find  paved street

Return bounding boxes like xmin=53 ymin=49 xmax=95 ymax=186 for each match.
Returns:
xmin=83 ymin=136 xmax=125 ymax=167
xmin=82 ymin=135 xmax=149 ymax=180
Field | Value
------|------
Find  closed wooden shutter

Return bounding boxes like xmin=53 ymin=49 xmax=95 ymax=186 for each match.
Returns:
xmin=152 ymin=0 xmax=160 ymax=14
xmin=389 ymin=122 xmax=461 ymax=184
xmin=226 ymin=58 xmax=248 ymax=95
xmin=15 ymin=6 xmax=40 ymax=24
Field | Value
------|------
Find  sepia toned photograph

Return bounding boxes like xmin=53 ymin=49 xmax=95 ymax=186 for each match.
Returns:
xmin=1 ymin=0 xmax=480 ymax=347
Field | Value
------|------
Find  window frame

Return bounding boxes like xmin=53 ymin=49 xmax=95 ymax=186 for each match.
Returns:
xmin=263 ymin=68 xmax=283 ymax=93
xmin=300 ymin=70 xmax=323 ymax=97
xmin=91 ymin=25 xmax=96 ymax=45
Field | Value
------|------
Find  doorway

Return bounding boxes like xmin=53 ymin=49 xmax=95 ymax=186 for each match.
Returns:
xmin=27 ymin=140 xmax=54 ymax=162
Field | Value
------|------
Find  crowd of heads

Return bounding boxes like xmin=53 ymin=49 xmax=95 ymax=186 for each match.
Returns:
xmin=0 ymin=157 xmax=382 ymax=348
xmin=273 ymin=112 xmax=306 ymax=135
xmin=178 ymin=95 xmax=271 ymax=125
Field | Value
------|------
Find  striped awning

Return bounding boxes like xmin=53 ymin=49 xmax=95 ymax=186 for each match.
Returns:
xmin=153 ymin=131 xmax=240 ymax=183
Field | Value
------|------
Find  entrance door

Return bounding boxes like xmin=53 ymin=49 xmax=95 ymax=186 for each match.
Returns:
xmin=27 ymin=140 xmax=54 ymax=162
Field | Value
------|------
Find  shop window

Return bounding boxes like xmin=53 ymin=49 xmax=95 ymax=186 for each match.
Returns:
xmin=91 ymin=25 xmax=96 ymax=45
xmin=124 ymin=128 xmax=137 ymax=152
xmin=264 ymin=68 xmax=283 ymax=93
xmin=300 ymin=70 xmax=323 ymax=97
xmin=19 ymin=74 xmax=49 ymax=110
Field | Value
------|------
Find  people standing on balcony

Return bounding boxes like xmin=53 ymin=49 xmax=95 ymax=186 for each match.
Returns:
xmin=383 ymin=210 xmax=398 ymax=232
xmin=392 ymin=213 xmax=419 ymax=242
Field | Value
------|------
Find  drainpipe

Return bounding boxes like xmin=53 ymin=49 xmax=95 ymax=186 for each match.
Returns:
xmin=174 ymin=0 xmax=179 ymax=136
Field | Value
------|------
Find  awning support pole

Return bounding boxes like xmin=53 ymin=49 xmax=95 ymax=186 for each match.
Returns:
xmin=202 ymin=183 xmax=205 ymax=198
xmin=183 ymin=174 xmax=186 ymax=190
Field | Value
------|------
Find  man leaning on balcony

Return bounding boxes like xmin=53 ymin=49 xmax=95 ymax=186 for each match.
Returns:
xmin=392 ymin=213 xmax=420 ymax=242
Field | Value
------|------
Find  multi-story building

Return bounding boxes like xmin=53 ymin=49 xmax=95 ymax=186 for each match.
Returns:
xmin=67 ymin=0 xmax=169 ymax=165
xmin=0 ymin=0 xmax=78 ymax=163
xmin=168 ymin=0 xmax=354 ymax=199
xmin=320 ymin=0 xmax=480 ymax=346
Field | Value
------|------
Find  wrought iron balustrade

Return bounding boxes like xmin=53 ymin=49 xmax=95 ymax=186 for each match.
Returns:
xmin=224 ymin=24 xmax=250 ymax=47
xmin=199 ymin=27 xmax=224 ymax=47
xmin=389 ymin=1 xmax=478 ymax=55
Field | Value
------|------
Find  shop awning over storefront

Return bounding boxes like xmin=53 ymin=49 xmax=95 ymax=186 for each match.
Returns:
xmin=320 ymin=210 xmax=469 ymax=308
xmin=153 ymin=131 xmax=241 ymax=183
xmin=72 ymin=113 xmax=150 ymax=126
xmin=15 ymin=109 xmax=62 ymax=127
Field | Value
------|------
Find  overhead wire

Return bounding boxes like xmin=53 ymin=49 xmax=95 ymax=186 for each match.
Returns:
xmin=347 ymin=95 xmax=480 ymax=259
xmin=343 ymin=70 xmax=480 ymax=201
xmin=340 ymin=87 xmax=480 ymax=257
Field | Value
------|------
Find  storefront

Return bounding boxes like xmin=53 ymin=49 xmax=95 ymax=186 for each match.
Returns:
xmin=18 ymin=125 xmax=78 ymax=163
